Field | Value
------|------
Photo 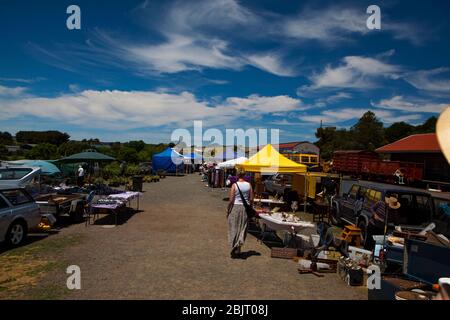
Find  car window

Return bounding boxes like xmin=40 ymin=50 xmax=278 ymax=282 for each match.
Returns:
xmin=1 ymin=189 xmax=33 ymax=206
xmin=365 ymin=189 xmax=381 ymax=205
xmin=412 ymin=195 xmax=432 ymax=225
xmin=434 ymin=198 xmax=450 ymax=218
xmin=0 ymin=196 xmax=10 ymax=209
xmin=0 ymin=168 xmax=32 ymax=180
xmin=393 ymin=193 xmax=430 ymax=226
xmin=301 ymin=156 xmax=309 ymax=163
xmin=434 ymin=198 xmax=450 ymax=237
xmin=358 ymin=187 xmax=367 ymax=200
xmin=349 ymin=185 xmax=359 ymax=199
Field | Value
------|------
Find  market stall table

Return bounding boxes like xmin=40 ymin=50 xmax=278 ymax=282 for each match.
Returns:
xmin=90 ymin=191 xmax=141 ymax=225
xmin=253 ymin=198 xmax=286 ymax=205
xmin=258 ymin=213 xmax=315 ymax=247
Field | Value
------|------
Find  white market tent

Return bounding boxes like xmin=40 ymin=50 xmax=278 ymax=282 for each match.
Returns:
xmin=217 ymin=157 xmax=248 ymax=169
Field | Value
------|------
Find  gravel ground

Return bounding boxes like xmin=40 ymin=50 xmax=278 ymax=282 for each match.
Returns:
xmin=33 ymin=174 xmax=367 ymax=299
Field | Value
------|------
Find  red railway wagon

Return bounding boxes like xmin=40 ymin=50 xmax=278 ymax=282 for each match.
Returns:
xmin=360 ymin=160 xmax=424 ymax=182
xmin=332 ymin=150 xmax=378 ymax=174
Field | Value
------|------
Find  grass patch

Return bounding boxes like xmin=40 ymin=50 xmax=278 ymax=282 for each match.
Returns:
xmin=0 ymin=233 xmax=84 ymax=299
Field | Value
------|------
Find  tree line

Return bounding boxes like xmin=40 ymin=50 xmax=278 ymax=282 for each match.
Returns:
xmin=0 ymin=130 xmax=169 ymax=163
xmin=315 ymin=111 xmax=437 ymax=160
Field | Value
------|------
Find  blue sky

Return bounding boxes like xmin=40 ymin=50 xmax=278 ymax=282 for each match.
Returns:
xmin=1 ymin=0 xmax=450 ymax=144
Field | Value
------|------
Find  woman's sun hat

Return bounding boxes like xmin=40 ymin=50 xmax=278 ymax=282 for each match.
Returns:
xmin=437 ymin=105 xmax=450 ymax=164
xmin=385 ymin=196 xmax=401 ymax=210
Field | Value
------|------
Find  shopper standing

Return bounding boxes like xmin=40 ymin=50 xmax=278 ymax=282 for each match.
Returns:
xmin=227 ymin=172 xmax=254 ymax=258
xmin=77 ymin=165 xmax=85 ymax=187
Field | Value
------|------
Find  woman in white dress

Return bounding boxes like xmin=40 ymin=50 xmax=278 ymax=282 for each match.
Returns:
xmin=227 ymin=172 xmax=254 ymax=258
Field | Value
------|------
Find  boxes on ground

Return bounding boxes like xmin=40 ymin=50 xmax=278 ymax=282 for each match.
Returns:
xmin=317 ymin=249 xmax=342 ymax=261
xmin=271 ymin=247 xmax=298 ymax=259
xmin=337 ymin=257 xmax=365 ymax=286
xmin=348 ymin=246 xmax=372 ymax=267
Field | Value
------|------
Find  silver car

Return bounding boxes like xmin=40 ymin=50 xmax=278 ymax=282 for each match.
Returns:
xmin=0 ymin=188 xmax=41 ymax=246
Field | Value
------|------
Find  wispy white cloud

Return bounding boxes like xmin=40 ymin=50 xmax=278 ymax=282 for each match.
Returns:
xmin=299 ymin=108 xmax=422 ymax=125
xmin=403 ymin=68 xmax=450 ymax=93
xmin=282 ymin=7 xmax=368 ymax=43
xmin=281 ymin=6 xmax=425 ymax=45
xmin=299 ymin=54 xmax=400 ymax=92
xmin=0 ymin=77 xmax=45 ymax=84
xmin=244 ymin=53 xmax=297 ymax=77
xmin=311 ymin=92 xmax=353 ymax=108
xmin=223 ymin=94 xmax=302 ymax=113
xmin=0 ymin=85 xmax=27 ymax=98
xmin=127 ymin=34 xmax=242 ymax=74
xmin=373 ymin=95 xmax=447 ymax=113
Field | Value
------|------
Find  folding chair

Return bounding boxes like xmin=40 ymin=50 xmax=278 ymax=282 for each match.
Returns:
xmin=84 ymin=191 xmax=96 ymax=226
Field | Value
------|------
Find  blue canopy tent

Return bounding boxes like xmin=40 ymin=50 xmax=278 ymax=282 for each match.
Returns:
xmin=152 ymin=148 xmax=185 ymax=174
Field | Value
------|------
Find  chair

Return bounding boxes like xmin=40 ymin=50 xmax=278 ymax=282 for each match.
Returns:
xmin=84 ymin=191 xmax=96 ymax=226
xmin=338 ymin=225 xmax=362 ymax=247
xmin=313 ymin=201 xmax=330 ymax=223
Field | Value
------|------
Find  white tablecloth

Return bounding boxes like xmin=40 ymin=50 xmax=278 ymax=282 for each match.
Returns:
xmin=259 ymin=213 xmax=315 ymax=233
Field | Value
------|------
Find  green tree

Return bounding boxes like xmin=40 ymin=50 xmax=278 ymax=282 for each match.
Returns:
xmin=315 ymin=127 xmax=357 ymax=160
xmin=16 ymin=131 xmax=70 ymax=146
xmin=385 ymin=122 xmax=414 ymax=143
xmin=25 ymin=143 xmax=59 ymax=160
xmin=414 ymin=116 xmax=437 ymax=134
xmin=0 ymin=144 xmax=7 ymax=157
xmin=0 ymin=132 xmax=13 ymax=145
xmin=125 ymin=140 xmax=146 ymax=153
xmin=117 ymin=147 xmax=139 ymax=163
xmin=351 ymin=111 xmax=385 ymax=150
xmin=58 ymin=141 xmax=91 ymax=157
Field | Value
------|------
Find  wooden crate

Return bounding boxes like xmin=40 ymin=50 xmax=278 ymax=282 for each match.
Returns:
xmin=271 ymin=247 xmax=298 ymax=259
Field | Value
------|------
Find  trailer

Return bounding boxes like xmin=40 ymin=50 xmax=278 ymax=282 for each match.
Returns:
xmin=34 ymin=193 xmax=86 ymax=222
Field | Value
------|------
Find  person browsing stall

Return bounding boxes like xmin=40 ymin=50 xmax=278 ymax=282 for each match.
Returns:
xmin=365 ymin=195 xmax=401 ymax=249
xmin=77 ymin=165 xmax=85 ymax=187
xmin=227 ymin=172 xmax=254 ymax=259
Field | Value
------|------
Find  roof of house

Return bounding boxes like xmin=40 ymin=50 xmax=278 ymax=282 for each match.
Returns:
xmin=277 ymin=141 xmax=311 ymax=149
xmin=376 ymin=133 xmax=442 ymax=154
xmin=334 ymin=150 xmax=376 ymax=154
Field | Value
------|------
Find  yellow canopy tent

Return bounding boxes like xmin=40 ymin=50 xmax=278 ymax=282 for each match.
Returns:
xmin=236 ymin=144 xmax=307 ymax=173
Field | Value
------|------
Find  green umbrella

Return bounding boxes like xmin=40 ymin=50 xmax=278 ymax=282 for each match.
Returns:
xmin=58 ymin=150 xmax=115 ymax=163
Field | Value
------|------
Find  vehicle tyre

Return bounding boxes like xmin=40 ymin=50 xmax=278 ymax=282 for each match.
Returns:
xmin=5 ymin=220 xmax=27 ymax=247
xmin=358 ymin=220 xmax=368 ymax=247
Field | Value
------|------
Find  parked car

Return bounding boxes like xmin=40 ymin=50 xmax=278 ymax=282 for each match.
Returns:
xmin=0 ymin=188 xmax=41 ymax=246
xmin=331 ymin=181 xmax=437 ymax=245
xmin=263 ymin=174 xmax=292 ymax=196
xmin=0 ymin=166 xmax=41 ymax=189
